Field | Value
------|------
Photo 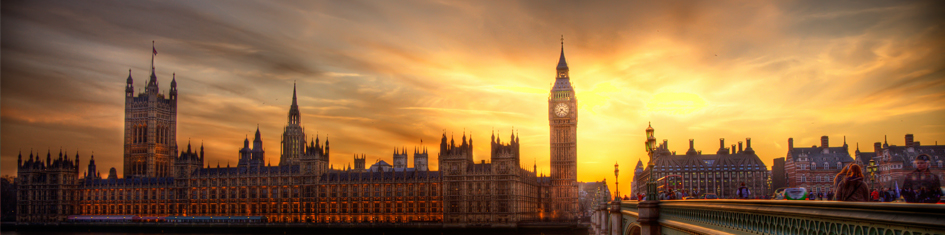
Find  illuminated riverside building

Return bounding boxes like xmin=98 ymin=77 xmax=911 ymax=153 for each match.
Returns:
xmin=16 ymin=45 xmax=578 ymax=225
xmin=632 ymin=124 xmax=769 ymax=198
xmin=784 ymin=136 xmax=855 ymax=194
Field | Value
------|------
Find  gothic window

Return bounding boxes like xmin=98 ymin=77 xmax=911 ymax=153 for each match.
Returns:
xmin=837 ymin=162 xmax=842 ymax=169
xmin=824 ymin=162 xmax=829 ymax=169
xmin=811 ymin=162 xmax=816 ymax=170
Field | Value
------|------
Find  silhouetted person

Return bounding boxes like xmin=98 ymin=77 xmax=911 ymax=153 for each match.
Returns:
xmin=736 ymin=182 xmax=751 ymax=199
xmin=902 ymin=154 xmax=942 ymax=203
xmin=835 ymin=164 xmax=870 ymax=202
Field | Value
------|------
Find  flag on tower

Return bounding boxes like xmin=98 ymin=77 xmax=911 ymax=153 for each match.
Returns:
xmin=153 ymin=46 xmax=158 ymax=55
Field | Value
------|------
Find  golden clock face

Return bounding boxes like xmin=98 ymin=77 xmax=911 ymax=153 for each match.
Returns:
xmin=555 ymin=103 xmax=569 ymax=117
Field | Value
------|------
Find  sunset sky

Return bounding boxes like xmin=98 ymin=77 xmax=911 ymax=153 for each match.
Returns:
xmin=2 ymin=0 xmax=944 ymax=195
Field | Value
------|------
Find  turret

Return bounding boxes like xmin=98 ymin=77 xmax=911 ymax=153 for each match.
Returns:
xmin=126 ymin=69 xmax=134 ymax=97
xmin=170 ymin=73 xmax=178 ymax=100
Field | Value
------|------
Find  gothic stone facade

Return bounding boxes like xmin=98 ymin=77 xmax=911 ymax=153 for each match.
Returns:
xmin=16 ymin=45 xmax=579 ymax=225
xmin=633 ymin=124 xmax=769 ymax=198
xmin=439 ymin=132 xmax=542 ymax=227
xmin=124 ymin=65 xmax=178 ymax=178
xmin=548 ymin=42 xmax=578 ymax=221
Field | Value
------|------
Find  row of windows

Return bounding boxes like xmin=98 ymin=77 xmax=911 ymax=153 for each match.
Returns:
xmin=82 ymin=202 xmax=441 ymax=215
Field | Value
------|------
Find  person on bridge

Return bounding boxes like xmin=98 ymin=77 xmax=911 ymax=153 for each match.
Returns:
xmin=736 ymin=182 xmax=751 ymax=199
xmin=901 ymin=154 xmax=943 ymax=203
xmin=835 ymin=164 xmax=870 ymax=202
xmin=871 ymin=189 xmax=880 ymax=202
xmin=834 ymin=164 xmax=851 ymax=187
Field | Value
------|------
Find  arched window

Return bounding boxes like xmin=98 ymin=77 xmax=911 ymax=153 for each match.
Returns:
xmin=824 ymin=162 xmax=829 ymax=169
xmin=837 ymin=162 xmax=842 ymax=169
xmin=811 ymin=162 xmax=816 ymax=170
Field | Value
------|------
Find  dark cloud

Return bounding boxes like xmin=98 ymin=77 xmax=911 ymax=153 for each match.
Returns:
xmin=2 ymin=1 xmax=943 ymax=197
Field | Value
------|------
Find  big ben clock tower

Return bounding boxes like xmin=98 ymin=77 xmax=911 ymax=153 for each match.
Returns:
xmin=548 ymin=38 xmax=577 ymax=221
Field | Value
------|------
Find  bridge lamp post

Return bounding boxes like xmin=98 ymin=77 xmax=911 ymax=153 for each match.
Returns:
xmin=868 ymin=160 xmax=877 ymax=189
xmin=615 ymin=162 xmax=620 ymax=201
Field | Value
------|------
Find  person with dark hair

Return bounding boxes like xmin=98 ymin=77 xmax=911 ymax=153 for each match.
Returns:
xmin=736 ymin=182 xmax=751 ymax=199
xmin=835 ymin=164 xmax=870 ymax=202
xmin=902 ymin=154 xmax=942 ymax=203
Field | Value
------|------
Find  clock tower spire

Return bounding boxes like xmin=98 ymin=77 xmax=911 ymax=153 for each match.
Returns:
xmin=548 ymin=37 xmax=578 ymax=221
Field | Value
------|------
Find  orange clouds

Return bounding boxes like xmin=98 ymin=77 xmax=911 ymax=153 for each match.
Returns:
xmin=2 ymin=0 xmax=944 ymax=197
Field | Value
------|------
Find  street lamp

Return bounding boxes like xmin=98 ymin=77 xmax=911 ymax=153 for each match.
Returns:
xmin=868 ymin=160 xmax=876 ymax=189
xmin=615 ymin=162 xmax=620 ymax=201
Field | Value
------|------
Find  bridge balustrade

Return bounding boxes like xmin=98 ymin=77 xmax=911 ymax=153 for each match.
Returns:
xmin=593 ymin=200 xmax=945 ymax=235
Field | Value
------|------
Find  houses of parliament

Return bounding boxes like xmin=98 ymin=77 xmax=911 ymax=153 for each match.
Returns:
xmin=14 ymin=43 xmax=580 ymax=226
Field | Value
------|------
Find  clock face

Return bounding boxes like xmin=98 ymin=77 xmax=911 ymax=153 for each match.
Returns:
xmin=555 ymin=103 xmax=569 ymax=117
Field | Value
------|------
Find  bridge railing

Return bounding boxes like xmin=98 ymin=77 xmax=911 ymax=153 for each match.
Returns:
xmin=604 ymin=200 xmax=945 ymax=235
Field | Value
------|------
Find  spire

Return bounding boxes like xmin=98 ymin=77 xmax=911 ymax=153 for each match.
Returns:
xmin=127 ymin=69 xmax=134 ymax=85
xmin=292 ymin=81 xmax=298 ymax=107
xmin=557 ymin=35 xmax=569 ymax=71
xmin=288 ymin=82 xmax=301 ymax=125
xmin=171 ymin=73 xmax=177 ymax=87
xmin=255 ymin=124 xmax=262 ymax=141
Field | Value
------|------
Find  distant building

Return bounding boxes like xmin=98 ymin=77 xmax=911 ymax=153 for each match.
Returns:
xmin=855 ymin=134 xmax=945 ymax=190
xmin=632 ymin=124 xmax=769 ymax=198
xmin=772 ymin=157 xmax=787 ymax=191
xmin=785 ymin=136 xmax=854 ymax=195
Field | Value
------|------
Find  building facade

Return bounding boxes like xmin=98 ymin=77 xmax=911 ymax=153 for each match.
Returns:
xmin=439 ymin=132 xmax=542 ymax=226
xmin=15 ymin=45 xmax=579 ymax=225
xmin=548 ymin=40 xmax=578 ymax=221
xmin=632 ymin=124 xmax=769 ymax=198
xmin=124 ymin=56 xmax=178 ymax=178
xmin=784 ymin=136 xmax=855 ymax=195
xmin=771 ymin=157 xmax=787 ymax=191
xmin=854 ymin=134 xmax=945 ymax=190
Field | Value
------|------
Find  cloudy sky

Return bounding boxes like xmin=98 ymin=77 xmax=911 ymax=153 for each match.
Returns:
xmin=2 ymin=0 xmax=944 ymax=195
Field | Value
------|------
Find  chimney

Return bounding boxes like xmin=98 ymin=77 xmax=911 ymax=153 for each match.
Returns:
xmin=914 ymin=141 xmax=920 ymax=147
xmin=788 ymin=138 xmax=794 ymax=151
xmin=905 ymin=134 xmax=914 ymax=147
xmin=738 ymin=141 xmax=743 ymax=153
xmin=663 ymin=139 xmax=669 ymax=150
xmin=821 ymin=136 xmax=829 ymax=148
xmin=719 ymin=138 xmax=725 ymax=149
xmin=874 ymin=142 xmax=882 ymax=153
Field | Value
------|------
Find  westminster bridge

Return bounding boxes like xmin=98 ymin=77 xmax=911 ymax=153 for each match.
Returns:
xmin=590 ymin=199 xmax=945 ymax=235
